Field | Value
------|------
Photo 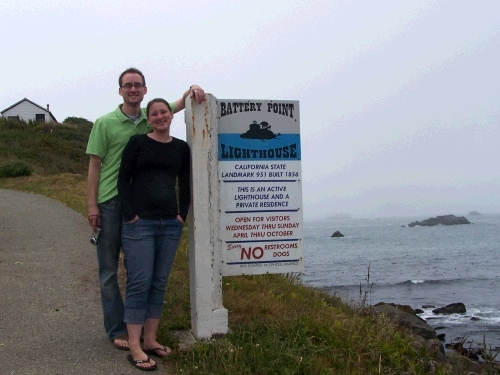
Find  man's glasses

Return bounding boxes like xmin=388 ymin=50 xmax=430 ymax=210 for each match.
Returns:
xmin=121 ymin=83 xmax=144 ymax=89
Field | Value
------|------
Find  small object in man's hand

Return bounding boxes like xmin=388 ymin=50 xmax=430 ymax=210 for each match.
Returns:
xmin=90 ymin=226 xmax=101 ymax=245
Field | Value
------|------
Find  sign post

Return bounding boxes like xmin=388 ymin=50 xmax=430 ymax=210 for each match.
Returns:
xmin=185 ymin=96 xmax=303 ymax=339
xmin=185 ymin=95 xmax=228 ymax=339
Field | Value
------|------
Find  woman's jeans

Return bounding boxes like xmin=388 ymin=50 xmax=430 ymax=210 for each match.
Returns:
xmin=121 ymin=217 xmax=183 ymax=324
xmin=96 ymin=197 xmax=126 ymax=340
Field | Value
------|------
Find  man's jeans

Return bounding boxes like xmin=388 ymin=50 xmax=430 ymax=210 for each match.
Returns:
xmin=121 ymin=217 xmax=183 ymax=324
xmin=96 ymin=197 xmax=127 ymax=340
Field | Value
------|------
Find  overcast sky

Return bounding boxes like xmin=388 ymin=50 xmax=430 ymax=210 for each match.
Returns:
xmin=1 ymin=0 xmax=499 ymax=219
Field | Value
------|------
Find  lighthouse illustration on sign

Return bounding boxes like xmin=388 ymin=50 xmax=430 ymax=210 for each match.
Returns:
xmin=240 ymin=121 xmax=280 ymax=140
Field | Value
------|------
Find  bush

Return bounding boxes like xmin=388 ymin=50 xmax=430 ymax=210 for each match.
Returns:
xmin=0 ymin=161 xmax=32 ymax=178
xmin=62 ymin=116 xmax=93 ymax=130
xmin=0 ymin=117 xmax=29 ymax=130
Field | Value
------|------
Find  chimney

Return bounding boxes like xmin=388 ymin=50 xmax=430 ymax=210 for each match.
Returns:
xmin=47 ymin=104 xmax=50 ymax=111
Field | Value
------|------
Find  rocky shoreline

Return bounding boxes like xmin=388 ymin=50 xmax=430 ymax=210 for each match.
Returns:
xmin=374 ymin=302 xmax=500 ymax=369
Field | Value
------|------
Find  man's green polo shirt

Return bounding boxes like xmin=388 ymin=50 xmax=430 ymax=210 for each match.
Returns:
xmin=86 ymin=104 xmax=174 ymax=204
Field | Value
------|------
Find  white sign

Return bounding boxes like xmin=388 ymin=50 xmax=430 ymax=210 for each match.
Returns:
xmin=218 ymin=99 xmax=304 ymax=276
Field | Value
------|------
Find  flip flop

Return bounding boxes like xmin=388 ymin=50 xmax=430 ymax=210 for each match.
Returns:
xmin=112 ymin=334 xmax=129 ymax=350
xmin=143 ymin=345 xmax=172 ymax=358
xmin=126 ymin=354 xmax=157 ymax=371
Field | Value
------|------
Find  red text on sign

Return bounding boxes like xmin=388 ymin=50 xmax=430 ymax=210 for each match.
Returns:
xmin=240 ymin=247 xmax=264 ymax=260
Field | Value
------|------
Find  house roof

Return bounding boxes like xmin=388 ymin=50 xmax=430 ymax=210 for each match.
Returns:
xmin=1 ymin=97 xmax=58 ymax=122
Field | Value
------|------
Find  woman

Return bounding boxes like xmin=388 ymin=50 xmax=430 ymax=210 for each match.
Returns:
xmin=117 ymin=98 xmax=191 ymax=371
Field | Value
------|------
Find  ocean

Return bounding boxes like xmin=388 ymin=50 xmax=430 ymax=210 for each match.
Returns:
xmin=301 ymin=214 xmax=500 ymax=350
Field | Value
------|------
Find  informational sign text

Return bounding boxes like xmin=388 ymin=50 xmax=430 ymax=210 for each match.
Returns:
xmin=218 ymin=99 xmax=304 ymax=276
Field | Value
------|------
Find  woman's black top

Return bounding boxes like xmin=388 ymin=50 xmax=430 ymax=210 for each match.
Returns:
xmin=117 ymin=134 xmax=191 ymax=223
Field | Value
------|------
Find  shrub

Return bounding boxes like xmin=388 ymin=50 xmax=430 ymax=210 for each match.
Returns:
xmin=62 ymin=116 xmax=93 ymax=130
xmin=0 ymin=117 xmax=29 ymax=130
xmin=0 ymin=161 xmax=32 ymax=178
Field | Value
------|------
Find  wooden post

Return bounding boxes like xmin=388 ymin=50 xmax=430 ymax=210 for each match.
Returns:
xmin=185 ymin=94 xmax=228 ymax=339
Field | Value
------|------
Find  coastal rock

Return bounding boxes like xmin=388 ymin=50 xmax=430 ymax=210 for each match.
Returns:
xmin=468 ymin=210 xmax=481 ymax=215
xmin=445 ymin=342 xmax=481 ymax=361
xmin=373 ymin=303 xmax=437 ymax=340
xmin=407 ymin=215 xmax=471 ymax=227
xmin=432 ymin=302 xmax=466 ymax=315
xmin=331 ymin=230 xmax=344 ymax=238
xmin=374 ymin=302 xmax=417 ymax=316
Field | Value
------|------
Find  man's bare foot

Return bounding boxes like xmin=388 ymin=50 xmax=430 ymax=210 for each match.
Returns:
xmin=112 ymin=334 xmax=130 ymax=350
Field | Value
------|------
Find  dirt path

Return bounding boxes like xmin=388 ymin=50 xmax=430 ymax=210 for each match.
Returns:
xmin=0 ymin=189 xmax=168 ymax=374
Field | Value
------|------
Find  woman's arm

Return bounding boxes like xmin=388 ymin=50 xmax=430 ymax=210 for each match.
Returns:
xmin=177 ymin=142 xmax=192 ymax=222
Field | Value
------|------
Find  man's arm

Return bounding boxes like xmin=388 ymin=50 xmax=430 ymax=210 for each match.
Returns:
xmin=172 ymin=85 xmax=205 ymax=114
xmin=87 ymin=155 xmax=102 ymax=229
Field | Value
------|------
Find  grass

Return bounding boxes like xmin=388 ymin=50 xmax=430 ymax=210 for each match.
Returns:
xmin=1 ymin=118 xmax=494 ymax=374
xmin=0 ymin=160 xmax=31 ymax=177
xmin=0 ymin=117 xmax=91 ymax=175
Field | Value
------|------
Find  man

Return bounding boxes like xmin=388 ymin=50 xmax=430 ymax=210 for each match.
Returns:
xmin=86 ymin=67 xmax=204 ymax=350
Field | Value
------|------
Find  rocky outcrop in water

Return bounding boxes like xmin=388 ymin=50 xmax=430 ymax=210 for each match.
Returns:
xmin=407 ymin=215 xmax=471 ymax=227
xmin=331 ymin=230 xmax=344 ymax=238
xmin=432 ymin=302 xmax=466 ymax=314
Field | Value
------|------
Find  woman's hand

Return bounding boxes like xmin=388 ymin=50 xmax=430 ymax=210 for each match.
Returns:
xmin=176 ymin=215 xmax=184 ymax=224
xmin=126 ymin=215 xmax=139 ymax=224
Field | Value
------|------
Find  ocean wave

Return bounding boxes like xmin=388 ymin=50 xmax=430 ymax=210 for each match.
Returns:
xmin=317 ymin=276 xmax=494 ymax=290
xmin=419 ymin=306 xmax=500 ymax=325
xmin=392 ymin=277 xmax=492 ymax=287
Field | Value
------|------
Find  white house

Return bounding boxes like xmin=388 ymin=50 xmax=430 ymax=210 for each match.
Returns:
xmin=1 ymin=98 xmax=58 ymax=123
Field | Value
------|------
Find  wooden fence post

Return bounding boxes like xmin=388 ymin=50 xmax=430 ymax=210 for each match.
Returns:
xmin=185 ymin=94 xmax=228 ymax=339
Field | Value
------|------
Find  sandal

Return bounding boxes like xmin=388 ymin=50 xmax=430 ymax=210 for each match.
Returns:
xmin=143 ymin=345 xmax=172 ymax=358
xmin=127 ymin=354 xmax=157 ymax=371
